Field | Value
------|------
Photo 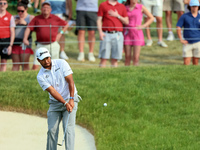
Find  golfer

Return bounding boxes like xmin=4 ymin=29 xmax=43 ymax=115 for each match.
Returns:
xmin=36 ymin=47 xmax=80 ymax=150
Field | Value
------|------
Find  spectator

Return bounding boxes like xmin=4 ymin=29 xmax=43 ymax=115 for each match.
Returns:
xmin=184 ymin=0 xmax=200 ymax=13
xmin=23 ymin=1 xmax=68 ymax=70
xmin=141 ymin=0 xmax=168 ymax=47
xmin=0 ymin=0 xmax=15 ymax=72
xmin=176 ymin=0 xmax=200 ymax=65
xmin=33 ymin=0 xmax=44 ymax=13
xmin=124 ymin=0 xmax=154 ymax=66
xmin=75 ymin=0 xmax=98 ymax=62
xmin=12 ymin=0 xmax=34 ymax=71
xmin=97 ymin=0 xmax=129 ymax=67
xmin=46 ymin=0 xmax=72 ymax=60
xmin=163 ymin=0 xmax=184 ymax=41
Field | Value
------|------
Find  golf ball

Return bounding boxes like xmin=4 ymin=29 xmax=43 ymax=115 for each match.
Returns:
xmin=103 ymin=103 xmax=107 ymax=107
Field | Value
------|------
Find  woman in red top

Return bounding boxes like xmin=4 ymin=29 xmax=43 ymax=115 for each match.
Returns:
xmin=0 ymin=0 xmax=15 ymax=72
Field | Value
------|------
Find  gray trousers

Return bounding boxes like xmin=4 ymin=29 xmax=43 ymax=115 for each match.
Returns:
xmin=46 ymin=99 xmax=78 ymax=150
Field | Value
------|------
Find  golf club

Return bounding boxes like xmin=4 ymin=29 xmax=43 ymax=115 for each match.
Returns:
xmin=57 ymin=112 xmax=70 ymax=146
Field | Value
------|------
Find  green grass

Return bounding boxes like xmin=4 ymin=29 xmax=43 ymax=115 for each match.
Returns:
xmin=3 ymin=3 xmax=197 ymax=149
xmin=1 ymin=66 xmax=200 ymax=149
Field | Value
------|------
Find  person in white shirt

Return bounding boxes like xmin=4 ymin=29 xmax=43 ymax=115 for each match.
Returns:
xmin=163 ymin=0 xmax=184 ymax=41
xmin=140 ymin=0 xmax=168 ymax=47
xmin=36 ymin=47 xmax=80 ymax=150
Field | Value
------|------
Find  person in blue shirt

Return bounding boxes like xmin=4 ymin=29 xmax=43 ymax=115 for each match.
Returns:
xmin=177 ymin=0 xmax=200 ymax=65
xmin=46 ymin=0 xmax=72 ymax=60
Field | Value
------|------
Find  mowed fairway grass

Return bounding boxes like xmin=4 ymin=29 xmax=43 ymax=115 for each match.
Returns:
xmin=1 ymin=66 xmax=200 ymax=150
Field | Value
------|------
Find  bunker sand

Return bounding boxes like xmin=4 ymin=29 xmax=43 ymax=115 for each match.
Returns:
xmin=0 ymin=111 xmax=96 ymax=150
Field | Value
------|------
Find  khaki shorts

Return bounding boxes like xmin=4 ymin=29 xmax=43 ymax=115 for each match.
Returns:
xmin=141 ymin=0 xmax=163 ymax=17
xmin=163 ymin=0 xmax=185 ymax=11
xmin=182 ymin=42 xmax=200 ymax=58
xmin=34 ymin=41 xmax=60 ymax=65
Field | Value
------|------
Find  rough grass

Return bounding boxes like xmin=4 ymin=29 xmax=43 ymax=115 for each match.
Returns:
xmin=1 ymin=66 xmax=200 ymax=149
xmin=2 ymin=4 xmax=198 ymax=150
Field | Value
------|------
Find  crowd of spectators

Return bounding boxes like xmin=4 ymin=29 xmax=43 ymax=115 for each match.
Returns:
xmin=1 ymin=0 xmax=200 ymax=72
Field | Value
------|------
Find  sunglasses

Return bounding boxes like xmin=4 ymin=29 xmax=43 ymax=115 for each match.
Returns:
xmin=17 ymin=10 xmax=25 ymax=13
xmin=0 ymin=2 xmax=7 ymax=5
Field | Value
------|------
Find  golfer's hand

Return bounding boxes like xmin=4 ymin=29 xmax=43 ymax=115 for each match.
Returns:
xmin=65 ymin=103 xmax=72 ymax=112
xmin=68 ymin=99 xmax=74 ymax=109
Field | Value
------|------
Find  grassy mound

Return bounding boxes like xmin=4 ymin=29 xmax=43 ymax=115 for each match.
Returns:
xmin=1 ymin=66 xmax=200 ymax=149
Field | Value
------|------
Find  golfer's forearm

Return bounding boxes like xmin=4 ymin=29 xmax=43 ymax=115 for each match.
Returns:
xmin=65 ymin=75 xmax=74 ymax=97
xmin=68 ymin=83 xmax=74 ymax=97
xmin=46 ymin=87 xmax=66 ymax=104
xmin=52 ymin=93 xmax=66 ymax=104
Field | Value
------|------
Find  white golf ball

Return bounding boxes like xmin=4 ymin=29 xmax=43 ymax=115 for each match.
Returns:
xmin=103 ymin=103 xmax=107 ymax=107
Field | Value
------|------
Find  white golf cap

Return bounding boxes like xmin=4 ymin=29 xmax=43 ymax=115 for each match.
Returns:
xmin=190 ymin=0 xmax=200 ymax=6
xmin=36 ymin=47 xmax=51 ymax=60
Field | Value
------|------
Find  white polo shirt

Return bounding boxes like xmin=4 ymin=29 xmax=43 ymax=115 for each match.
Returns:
xmin=37 ymin=59 xmax=77 ymax=102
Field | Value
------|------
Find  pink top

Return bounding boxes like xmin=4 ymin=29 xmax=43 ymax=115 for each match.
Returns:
xmin=126 ymin=4 xmax=143 ymax=28
xmin=124 ymin=4 xmax=145 ymax=46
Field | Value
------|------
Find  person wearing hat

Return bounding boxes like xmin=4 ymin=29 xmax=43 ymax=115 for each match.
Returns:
xmin=45 ymin=0 xmax=73 ymax=60
xmin=176 ymin=0 xmax=200 ymax=65
xmin=23 ymin=1 xmax=69 ymax=70
xmin=36 ymin=47 xmax=81 ymax=150
xmin=184 ymin=0 xmax=200 ymax=13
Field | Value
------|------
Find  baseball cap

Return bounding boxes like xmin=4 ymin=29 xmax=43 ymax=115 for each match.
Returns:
xmin=189 ymin=0 xmax=200 ymax=6
xmin=42 ymin=1 xmax=51 ymax=7
xmin=36 ymin=47 xmax=51 ymax=60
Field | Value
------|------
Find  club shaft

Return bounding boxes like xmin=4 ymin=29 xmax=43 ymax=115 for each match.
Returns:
xmin=58 ymin=112 xmax=70 ymax=146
